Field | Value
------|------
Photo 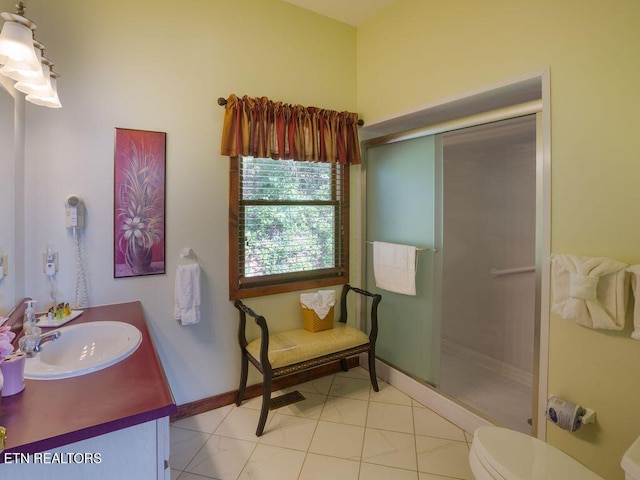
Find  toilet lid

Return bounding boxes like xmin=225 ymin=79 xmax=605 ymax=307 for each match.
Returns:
xmin=472 ymin=427 xmax=603 ymax=480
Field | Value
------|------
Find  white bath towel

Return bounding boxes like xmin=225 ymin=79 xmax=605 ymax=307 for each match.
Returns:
xmin=373 ymin=241 xmax=418 ymax=296
xmin=551 ymin=253 xmax=629 ymax=330
xmin=174 ymin=263 xmax=201 ymax=325
xmin=625 ymin=265 xmax=640 ymax=340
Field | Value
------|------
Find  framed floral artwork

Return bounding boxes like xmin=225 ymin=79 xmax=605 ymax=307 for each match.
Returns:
xmin=114 ymin=128 xmax=166 ymax=278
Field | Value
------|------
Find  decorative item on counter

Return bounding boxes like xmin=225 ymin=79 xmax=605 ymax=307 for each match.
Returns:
xmin=0 ymin=324 xmax=17 ymax=398
xmin=36 ymin=303 xmax=83 ymax=328
xmin=22 ymin=299 xmax=37 ymax=335
xmin=0 ymin=351 xmax=26 ymax=397
xmin=0 ymin=326 xmax=13 ymax=357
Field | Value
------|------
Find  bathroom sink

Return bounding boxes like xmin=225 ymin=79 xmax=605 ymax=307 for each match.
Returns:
xmin=24 ymin=321 xmax=142 ymax=380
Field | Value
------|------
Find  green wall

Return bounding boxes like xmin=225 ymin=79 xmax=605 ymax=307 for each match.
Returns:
xmin=2 ymin=0 xmax=358 ymax=405
xmin=357 ymin=1 xmax=640 ymax=478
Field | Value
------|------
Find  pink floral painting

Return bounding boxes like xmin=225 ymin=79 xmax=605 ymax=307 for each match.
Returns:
xmin=114 ymin=128 xmax=166 ymax=277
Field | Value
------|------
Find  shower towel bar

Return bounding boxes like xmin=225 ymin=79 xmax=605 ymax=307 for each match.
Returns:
xmin=365 ymin=241 xmax=435 ymax=252
xmin=489 ymin=266 xmax=535 ymax=278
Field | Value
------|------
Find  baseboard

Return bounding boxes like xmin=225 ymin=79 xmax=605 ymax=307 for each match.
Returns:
xmin=171 ymin=357 xmax=359 ymax=422
xmin=174 ymin=354 xmax=495 ymax=437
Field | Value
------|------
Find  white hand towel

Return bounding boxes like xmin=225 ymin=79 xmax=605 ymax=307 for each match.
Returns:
xmin=373 ymin=241 xmax=418 ymax=296
xmin=551 ymin=253 xmax=628 ymax=330
xmin=625 ymin=265 xmax=640 ymax=339
xmin=174 ymin=263 xmax=201 ymax=325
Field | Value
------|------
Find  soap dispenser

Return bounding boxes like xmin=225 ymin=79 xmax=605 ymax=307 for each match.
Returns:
xmin=23 ymin=300 xmax=37 ymax=335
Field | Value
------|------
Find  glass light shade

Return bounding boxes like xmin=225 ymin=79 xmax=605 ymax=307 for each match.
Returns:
xmin=0 ymin=41 xmax=43 ymax=83
xmin=14 ymin=59 xmax=50 ymax=95
xmin=0 ymin=21 xmax=40 ymax=77
xmin=26 ymin=75 xmax=61 ymax=108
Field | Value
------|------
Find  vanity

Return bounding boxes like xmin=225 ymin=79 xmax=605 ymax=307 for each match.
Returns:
xmin=0 ymin=301 xmax=176 ymax=479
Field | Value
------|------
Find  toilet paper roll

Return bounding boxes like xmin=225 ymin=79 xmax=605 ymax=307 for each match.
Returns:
xmin=546 ymin=396 xmax=585 ymax=432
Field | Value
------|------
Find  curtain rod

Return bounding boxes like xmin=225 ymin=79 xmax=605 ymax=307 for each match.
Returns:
xmin=217 ymin=97 xmax=364 ymax=126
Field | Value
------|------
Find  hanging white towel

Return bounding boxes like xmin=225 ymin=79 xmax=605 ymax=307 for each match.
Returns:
xmin=373 ymin=241 xmax=418 ymax=296
xmin=551 ymin=253 xmax=629 ymax=330
xmin=174 ymin=263 xmax=201 ymax=325
xmin=625 ymin=265 xmax=640 ymax=340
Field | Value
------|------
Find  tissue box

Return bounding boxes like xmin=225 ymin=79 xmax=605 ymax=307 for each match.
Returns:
xmin=301 ymin=305 xmax=334 ymax=332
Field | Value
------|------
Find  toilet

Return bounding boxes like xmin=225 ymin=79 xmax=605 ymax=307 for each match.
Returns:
xmin=622 ymin=435 xmax=640 ymax=480
xmin=470 ymin=426 xmax=640 ymax=480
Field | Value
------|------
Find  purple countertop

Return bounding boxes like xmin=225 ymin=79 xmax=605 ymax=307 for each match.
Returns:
xmin=0 ymin=301 xmax=176 ymax=457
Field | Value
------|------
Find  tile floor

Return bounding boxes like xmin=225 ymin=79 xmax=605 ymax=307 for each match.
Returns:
xmin=170 ymin=367 xmax=475 ymax=480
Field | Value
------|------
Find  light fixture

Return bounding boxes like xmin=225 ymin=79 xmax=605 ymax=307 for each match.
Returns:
xmin=26 ymin=71 xmax=61 ymax=108
xmin=2 ymin=37 xmax=42 ymax=82
xmin=0 ymin=2 xmax=61 ymax=108
xmin=15 ymin=55 xmax=50 ymax=94
xmin=0 ymin=17 xmax=39 ymax=75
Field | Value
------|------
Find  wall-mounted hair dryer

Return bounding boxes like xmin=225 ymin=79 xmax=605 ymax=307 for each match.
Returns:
xmin=64 ymin=194 xmax=84 ymax=229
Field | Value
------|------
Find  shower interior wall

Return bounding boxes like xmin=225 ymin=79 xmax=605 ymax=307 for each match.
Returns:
xmin=441 ymin=117 xmax=536 ymax=380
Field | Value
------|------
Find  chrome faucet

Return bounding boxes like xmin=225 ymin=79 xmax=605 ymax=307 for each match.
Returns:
xmin=19 ymin=330 xmax=62 ymax=357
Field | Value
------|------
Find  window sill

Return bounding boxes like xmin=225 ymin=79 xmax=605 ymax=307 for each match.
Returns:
xmin=230 ymin=276 xmax=348 ymax=300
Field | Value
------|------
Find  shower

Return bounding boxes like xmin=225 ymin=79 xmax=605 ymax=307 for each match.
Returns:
xmin=363 ymin=114 xmax=538 ymax=433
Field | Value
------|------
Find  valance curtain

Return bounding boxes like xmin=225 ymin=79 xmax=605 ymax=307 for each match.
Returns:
xmin=220 ymin=94 xmax=362 ymax=164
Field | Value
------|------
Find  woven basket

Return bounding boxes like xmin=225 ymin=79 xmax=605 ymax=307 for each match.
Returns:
xmin=301 ymin=305 xmax=334 ymax=332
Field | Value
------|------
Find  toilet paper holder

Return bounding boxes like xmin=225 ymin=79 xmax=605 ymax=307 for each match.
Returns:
xmin=580 ymin=408 xmax=596 ymax=425
xmin=546 ymin=395 xmax=596 ymax=431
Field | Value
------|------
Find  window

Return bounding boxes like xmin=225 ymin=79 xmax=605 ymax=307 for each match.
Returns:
xmin=229 ymin=156 xmax=349 ymax=299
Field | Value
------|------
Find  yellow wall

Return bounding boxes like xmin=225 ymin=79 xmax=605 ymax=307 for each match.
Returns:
xmin=5 ymin=0 xmax=640 ymax=477
xmin=358 ymin=1 xmax=640 ymax=478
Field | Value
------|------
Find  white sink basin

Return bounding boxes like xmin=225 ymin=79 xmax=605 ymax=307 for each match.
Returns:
xmin=24 ymin=321 xmax=142 ymax=380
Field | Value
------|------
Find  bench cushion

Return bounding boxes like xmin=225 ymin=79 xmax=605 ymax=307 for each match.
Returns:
xmin=246 ymin=324 xmax=370 ymax=369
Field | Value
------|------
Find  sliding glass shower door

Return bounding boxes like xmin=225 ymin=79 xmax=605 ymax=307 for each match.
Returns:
xmin=438 ymin=116 xmax=536 ymax=432
xmin=363 ymin=115 xmax=537 ymax=433
xmin=364 ymin=135 xmax=438 ymax=385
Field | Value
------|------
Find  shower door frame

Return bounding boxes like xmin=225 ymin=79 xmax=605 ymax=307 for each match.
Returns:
xmin=360 ymin=83 xmax=551 ymax=438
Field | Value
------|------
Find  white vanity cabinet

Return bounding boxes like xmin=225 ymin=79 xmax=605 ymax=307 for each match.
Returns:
xmin=1 ymin=418 xmax=170 ymax=479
